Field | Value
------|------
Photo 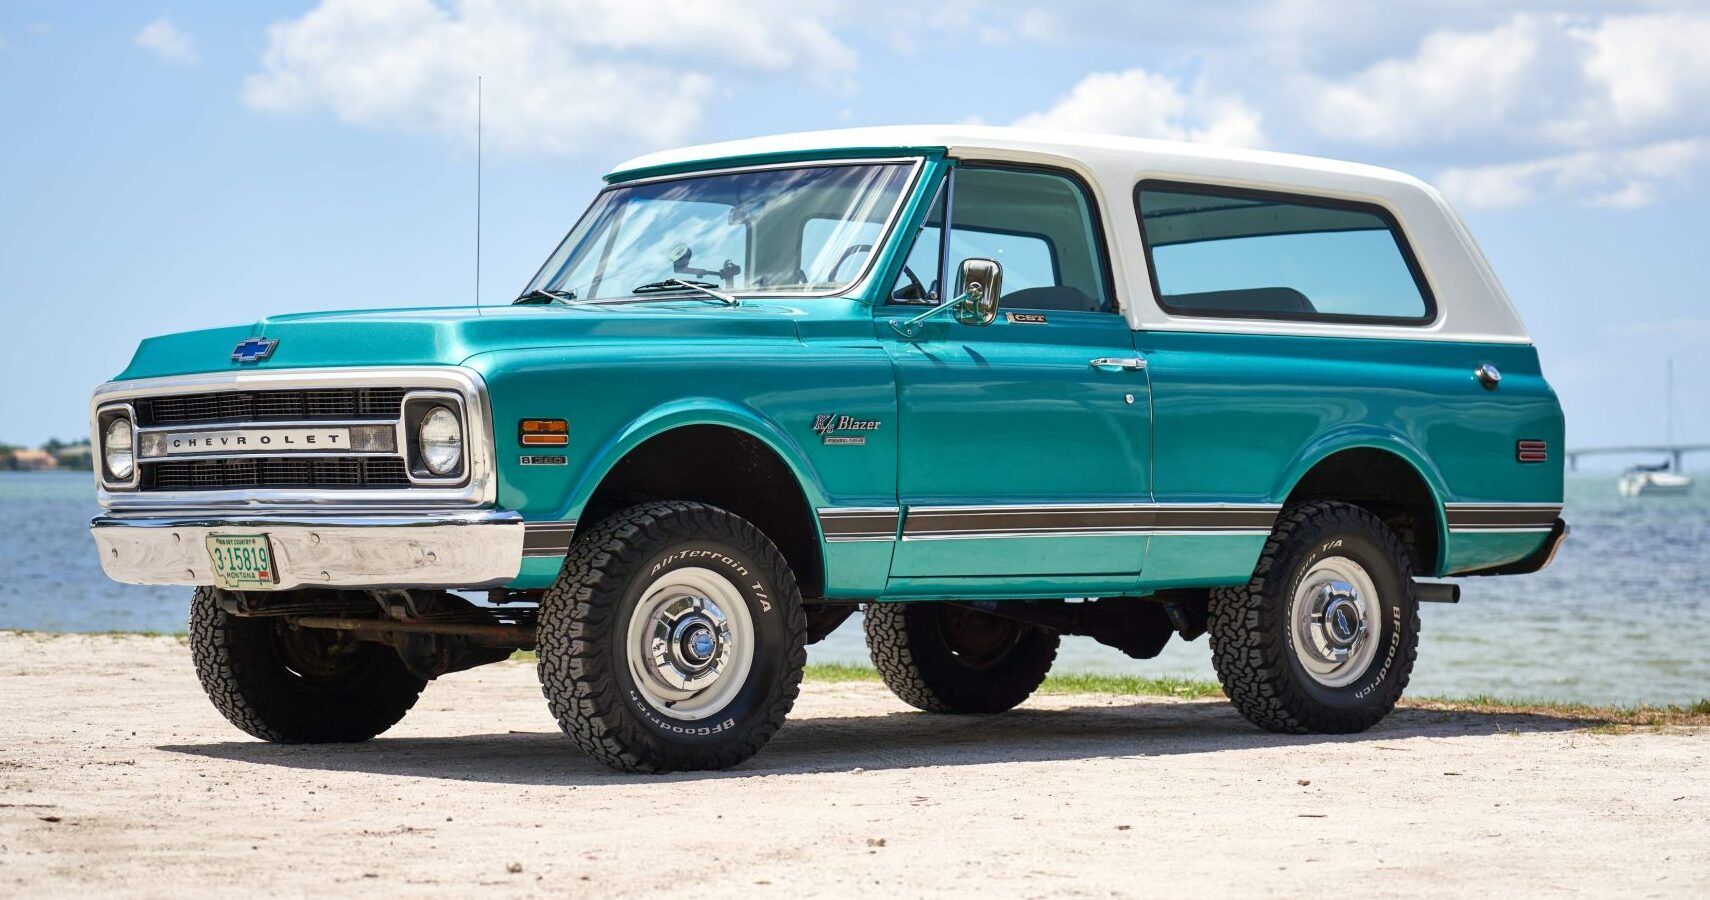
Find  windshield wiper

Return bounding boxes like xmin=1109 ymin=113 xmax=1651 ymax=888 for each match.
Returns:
xmin=513 ymin=287 xmax=577 ymax=305
xmin=631 ymin=279 xmax=740 ymax=307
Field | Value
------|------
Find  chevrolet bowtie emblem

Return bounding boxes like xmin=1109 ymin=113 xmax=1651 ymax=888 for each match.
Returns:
xmin=231 ymin=337 xmax=277 ymax=363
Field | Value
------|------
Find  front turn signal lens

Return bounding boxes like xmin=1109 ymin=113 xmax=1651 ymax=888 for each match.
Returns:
xmin=519 ymin=418 xmax=568 ymax=446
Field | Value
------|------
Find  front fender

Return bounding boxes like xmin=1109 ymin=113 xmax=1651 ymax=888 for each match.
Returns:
xmin=464 ymin=339 xmax=895 ymax=527
xmin=559 ymin=398 xmax=833 ymax=524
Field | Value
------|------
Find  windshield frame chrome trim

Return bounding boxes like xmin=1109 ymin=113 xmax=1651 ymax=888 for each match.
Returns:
xmin=522 ymin=156 xmax=926 ymax=303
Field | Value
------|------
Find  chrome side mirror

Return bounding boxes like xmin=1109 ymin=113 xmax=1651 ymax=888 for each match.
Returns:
xmin=954 ymin=258 xmax=1002 ymax=326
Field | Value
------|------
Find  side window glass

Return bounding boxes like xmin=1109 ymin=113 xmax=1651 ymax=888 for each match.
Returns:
xmin=889 ymin=182 xmax=945 ymax=304
xmin=1136 ymin=185 xmax=1433 ymax=322
xmin=949 ymin=166 xmax=1114 ymax=314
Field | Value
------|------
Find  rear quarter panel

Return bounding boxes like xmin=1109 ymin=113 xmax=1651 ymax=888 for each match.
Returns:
xmin=1135 ymin=330 xmax=1564 ymax=578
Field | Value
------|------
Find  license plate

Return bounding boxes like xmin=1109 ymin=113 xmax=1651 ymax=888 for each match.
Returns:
xmin=205 ymin=534 xmax=279 ymax=590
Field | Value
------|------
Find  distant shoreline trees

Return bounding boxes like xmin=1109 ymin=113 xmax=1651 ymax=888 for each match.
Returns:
xmin=0 ymin=438 xmax=93 ymax=471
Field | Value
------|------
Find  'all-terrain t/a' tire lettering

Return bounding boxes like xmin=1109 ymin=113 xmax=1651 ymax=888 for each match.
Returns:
xmin=536 ymin=501 xmax=806 ymax=773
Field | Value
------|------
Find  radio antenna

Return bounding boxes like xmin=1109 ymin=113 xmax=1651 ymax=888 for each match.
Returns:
xmin=474 ymin=75 xmax=483 ymax=307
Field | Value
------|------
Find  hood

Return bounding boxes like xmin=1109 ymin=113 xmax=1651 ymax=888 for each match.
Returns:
xmin=112 ymin=300 xmax=814 ymax=382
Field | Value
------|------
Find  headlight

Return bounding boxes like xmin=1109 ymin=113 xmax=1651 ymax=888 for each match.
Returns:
xmin=417 ymin=406 xmax=463 ymax=476
xmin=104 ymin=416 xmax=135 ymax=481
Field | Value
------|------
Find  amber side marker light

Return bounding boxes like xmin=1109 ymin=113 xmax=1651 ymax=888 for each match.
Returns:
xmin=520 ymin=419 xmax=569 ymax=446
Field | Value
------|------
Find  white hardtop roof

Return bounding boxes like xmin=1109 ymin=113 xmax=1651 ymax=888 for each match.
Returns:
xmin=611 ymin=125 xmax=1427 ymax=190
xmin=610 ymin=126 xmax=1530 ymax=345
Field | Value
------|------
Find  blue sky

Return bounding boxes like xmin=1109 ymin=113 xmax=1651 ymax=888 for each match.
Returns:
xmin=2 ymin=1 xmax=1707 ymax=463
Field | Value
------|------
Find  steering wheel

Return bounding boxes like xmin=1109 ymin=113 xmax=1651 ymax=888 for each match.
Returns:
xmin=826 ymin=243 xmax=874 ymax=282
xmin=893 ymin=264 xmax=928 ymax=302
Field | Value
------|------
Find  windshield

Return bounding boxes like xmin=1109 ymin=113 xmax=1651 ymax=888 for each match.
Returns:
xmin=522 ymin=162 xmax=917 ymax=302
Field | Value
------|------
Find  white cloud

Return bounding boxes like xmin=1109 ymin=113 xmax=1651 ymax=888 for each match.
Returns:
xmin=1438 ymin=138 xmax=1709 ymax=209
xmin=1014 ymin=69 xmax=1265 ymax=148
xmin=245 ymin=1 xmax=1710 ymax=207
xmin=135 ymin=17 xmax=199 ymax=65
xmin=1300 ymin=11 xmax=1710 ymax=208
xmin=1577 ymin=13 xmax=1710 ymax=137
xmin=1307 ymin=13 xmax=1710 ymax=153
xmin=243 ymin=0 xmax=855 ymax=159
xmin=1309 ymin=16 xmax=1563 ymax=149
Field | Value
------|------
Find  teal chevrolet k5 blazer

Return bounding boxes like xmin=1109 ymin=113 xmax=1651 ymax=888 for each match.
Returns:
xmin=89 ymin=126 xmax=1567 ymax=772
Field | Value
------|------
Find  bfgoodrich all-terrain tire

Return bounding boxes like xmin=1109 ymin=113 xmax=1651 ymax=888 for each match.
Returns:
xmin=536 ymin=502 xmax=807 ymax=773
xmin=189 ymin=587 xmax=427 ymax=743
xmin=1208 ymin=501 xmax=1421 ymax=734
xmin=864 ymin=602 xmax=1059 ymax=713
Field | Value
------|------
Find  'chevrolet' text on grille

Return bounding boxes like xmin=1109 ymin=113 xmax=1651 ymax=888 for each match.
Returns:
xmin=170 ymin=433 xmax=343 ymax=448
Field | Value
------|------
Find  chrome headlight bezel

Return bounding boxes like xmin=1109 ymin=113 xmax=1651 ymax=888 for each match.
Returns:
xmin=96 ymin=404 xmax=139 ymax=490
xmin=402 ymin=392 xmax=468 ymax=484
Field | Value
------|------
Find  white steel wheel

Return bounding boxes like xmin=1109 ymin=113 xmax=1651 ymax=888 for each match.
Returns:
xmin=1287 ymin=555 xmax=1382 ymax=689
xmin=624 ymin=566 xmax=756 ymax=721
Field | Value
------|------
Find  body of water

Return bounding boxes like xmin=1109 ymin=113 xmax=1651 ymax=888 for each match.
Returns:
xmin=6 ymin=471 xmax=1706 ymax=706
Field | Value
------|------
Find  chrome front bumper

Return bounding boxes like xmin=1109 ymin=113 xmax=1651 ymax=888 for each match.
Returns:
xmin=91 ymin=510 xmax=525 ymax=590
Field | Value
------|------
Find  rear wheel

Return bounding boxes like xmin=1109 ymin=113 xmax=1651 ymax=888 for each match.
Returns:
xmin=1208 ymin=501 xmax=1421 ymax=734
xmin=864 ymin=602 xmax=1059 ymax=713
xmin=189 ymin=587 xmax=427 ymax=743
xmin=536 ymin=502 xmax=806 ymax=773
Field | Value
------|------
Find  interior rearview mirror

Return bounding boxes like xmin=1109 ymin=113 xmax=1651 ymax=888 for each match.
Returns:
xmin=954 ymin=258 xmax=1002 ymax=326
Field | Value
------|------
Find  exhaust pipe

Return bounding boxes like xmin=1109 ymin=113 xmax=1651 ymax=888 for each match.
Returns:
xmin=1414 ymin=581 xmax=1461 ymax=604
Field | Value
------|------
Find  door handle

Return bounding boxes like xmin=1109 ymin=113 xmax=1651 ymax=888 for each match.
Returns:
xmin=1089 ymin=356 xmax=1147 ymax=372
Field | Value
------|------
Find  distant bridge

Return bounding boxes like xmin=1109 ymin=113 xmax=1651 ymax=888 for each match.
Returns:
xmin=1564 ymin=444 xmax=1710 ymax=470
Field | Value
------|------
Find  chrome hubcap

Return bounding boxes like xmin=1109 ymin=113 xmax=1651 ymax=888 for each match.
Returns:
xmin=650 ymin=598 xmax=729 ymax=690
xmin=626 ymin=566 xmax=754 ymax=721
xmin=1289 ymin=556 xmax=1380 ymax=688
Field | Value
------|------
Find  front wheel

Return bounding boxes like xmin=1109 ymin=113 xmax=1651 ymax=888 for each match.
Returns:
xmin=536 ymin=502 xmax=806 ymax=773
xmin=1208 ymin=501 xmax=1421 ymax=734
xmin=189 ymin=587 xmax=427 ymax=743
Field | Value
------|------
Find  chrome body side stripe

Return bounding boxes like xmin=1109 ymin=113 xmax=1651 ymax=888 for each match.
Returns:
xmin=522 ymin=521 xmax=577 ymax=557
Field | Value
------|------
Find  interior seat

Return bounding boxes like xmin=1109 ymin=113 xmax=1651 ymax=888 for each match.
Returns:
xmin=1002 ymin=285 xmax=1101 ymax=313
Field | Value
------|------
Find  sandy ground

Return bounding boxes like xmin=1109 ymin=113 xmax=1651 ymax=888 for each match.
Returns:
xmin=2 ymin=632 xmax=1706 ymax=898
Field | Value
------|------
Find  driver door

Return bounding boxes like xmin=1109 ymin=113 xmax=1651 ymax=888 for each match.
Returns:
xmin=876 ymin=164 xmax=1153 ymax=591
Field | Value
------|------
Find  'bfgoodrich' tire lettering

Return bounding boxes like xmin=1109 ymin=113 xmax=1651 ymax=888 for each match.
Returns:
xmin=1208 ymin=500 xmax=1421 ymax=734
xmin=536 ymin=501 xmax=806 ymax=773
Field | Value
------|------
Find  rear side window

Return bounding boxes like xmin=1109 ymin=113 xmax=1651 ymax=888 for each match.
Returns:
xmin=1135 ymin=182 xmax=1435 ymax=324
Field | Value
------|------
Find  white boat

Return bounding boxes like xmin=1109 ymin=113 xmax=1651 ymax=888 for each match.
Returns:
xmin=1618 ymin=360 xmax=1695 ymax=497
xmin=1618 ymin=465 xmax=1694 ymax=497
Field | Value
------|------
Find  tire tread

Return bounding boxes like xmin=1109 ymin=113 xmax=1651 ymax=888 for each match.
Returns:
xmin=189 ymin=587 xmax=425 ymax=743
xmin=1207 ymin=501 xmax=1421 ymax=734
xmin=535 ymin=501 xmax=806 ymax=773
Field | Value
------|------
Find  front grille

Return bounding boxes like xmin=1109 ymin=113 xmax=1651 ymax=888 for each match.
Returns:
xmin=135 ymin=388 xmax=407 ymax=427
xmin=142 ymin=456 xmax=411 ymax=491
